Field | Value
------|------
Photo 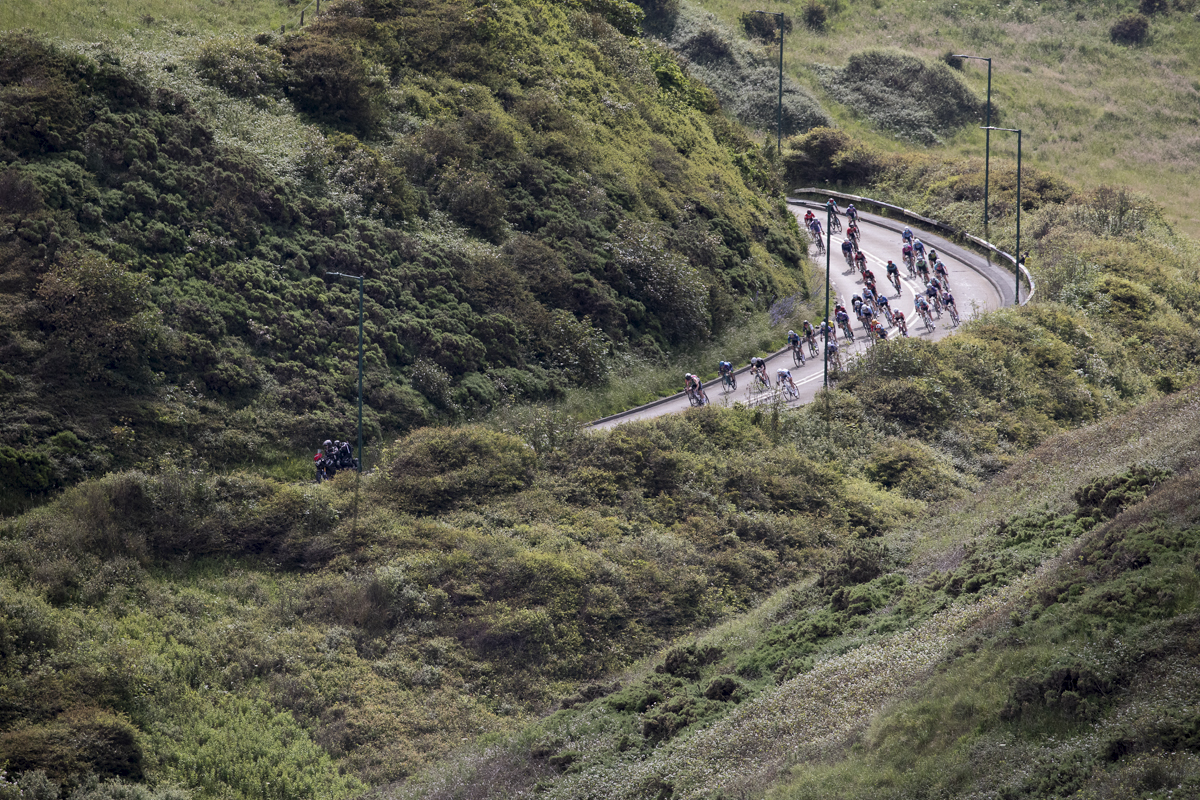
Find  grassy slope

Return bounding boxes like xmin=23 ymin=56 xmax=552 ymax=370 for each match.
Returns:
xmin=0 ymin=0 xmax=811 ymax=513
xmin=682 ymin=0 xmax=1200 ymax=237
xmin=0 ymin=0 xmax=293 ymax=41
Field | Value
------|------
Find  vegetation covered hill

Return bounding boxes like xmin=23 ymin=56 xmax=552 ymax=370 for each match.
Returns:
xmin=0 ymin=0 xmax=808 ymax=513
xmin=5 ymin=0 xmax=1200 ymax=799
xmin=655 ymin=0 xmax=1200 ymax=236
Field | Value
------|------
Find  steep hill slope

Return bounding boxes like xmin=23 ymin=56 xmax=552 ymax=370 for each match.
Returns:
xmin=0 ymin=0 xmax=807 ymax=513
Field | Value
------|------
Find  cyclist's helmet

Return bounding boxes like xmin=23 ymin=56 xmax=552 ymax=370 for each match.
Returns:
xmin=323 ymin=439 xmax=332 ymax=448
xmin=788 ymin=330 xmax=795 ymax=337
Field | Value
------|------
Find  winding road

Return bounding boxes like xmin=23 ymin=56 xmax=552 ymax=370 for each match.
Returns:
xmin=589 ymin=202 xmax=1013 ymax=430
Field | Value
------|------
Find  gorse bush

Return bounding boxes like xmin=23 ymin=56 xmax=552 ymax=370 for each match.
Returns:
xmin=1110 ymin=13 xmax=1151 ymax=44
xmin=816 ymin=49 xmax=986 ymax=143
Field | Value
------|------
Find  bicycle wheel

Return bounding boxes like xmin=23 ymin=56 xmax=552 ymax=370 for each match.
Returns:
xmin=792 ymin=347 xmax=804 ymax=366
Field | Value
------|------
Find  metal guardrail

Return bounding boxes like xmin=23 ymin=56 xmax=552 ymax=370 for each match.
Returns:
xmin=791 ymin=188 xmax=1035 ymax=306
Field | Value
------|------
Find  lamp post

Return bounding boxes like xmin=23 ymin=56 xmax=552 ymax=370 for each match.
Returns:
xmin=327 ymin=272 xmax=364 ymax=472
xmin=753 ymin=10 xmax=785 ymax=154
xmin=981 ymin=127 xmax=1022 ymax=305
xmin=823 ymin=203 xmax=832 ymax=388
xmin=953 ymin=54 xmax=992 ymax=232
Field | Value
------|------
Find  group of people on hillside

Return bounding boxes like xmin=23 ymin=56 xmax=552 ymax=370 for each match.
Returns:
xmin=315 ymin=438 xmax=358 ymax=481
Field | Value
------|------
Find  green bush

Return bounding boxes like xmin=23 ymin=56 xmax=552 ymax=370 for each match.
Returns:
xmin=1110 ymin=13 xmax=1150 ymax=45
xmin=817 ymin=50 xmax=986 ymax=143
xmin=280 ymin=35 xmax=387 ymax=135
xmin=740 ymin=12 xmax=792 ymax=43
xmin=379 ymin=425 xmax=537 ymax=513
xmin=802 ymin=1 xmax=828 ymax=32
xmin=194 ymin=37 xmax=286 ymax=100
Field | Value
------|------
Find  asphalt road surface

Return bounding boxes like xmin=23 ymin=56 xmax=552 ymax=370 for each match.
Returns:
xmin=590 ymin=203 xmax=1008 ymax=430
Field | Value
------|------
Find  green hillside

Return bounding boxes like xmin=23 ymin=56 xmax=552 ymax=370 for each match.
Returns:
xmin=4 ymin=0 xmax=1200 ymax=798
xmin=643 ymin=0 xmax=1200 ymax=237
xmin=0 ymin=0 xmax=809 ymax=514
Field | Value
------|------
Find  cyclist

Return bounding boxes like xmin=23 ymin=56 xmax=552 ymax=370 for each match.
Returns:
xmin=749 ymin=356 xmax=770 ymax=388
xmin=777 ymin=367 xmax=798 ymax=396
xmin=912 ymin=238 xmax=926 ymax=259
xmin=854 ymin=250 xmax=867 ymax=273
xmin=826 ymin=337 xmax=841 ymax=369
xmin=876 ymin=293 xmax=892 ymax=324
xmin=859 ymin=301 xmax=876 ymax=330
xmin=893 ymin=309 xmax=908 ymax=336
xmin=861 ymin=284 xmax=876 ymax=309
xmin=804 ymin=209 xmax=815 ymax=226
xmin=885 ymin=260 xmax=901 ymax=294
xmin=809 ymin=217 xmax=823 ymax=239
xmin=835 ymin=306 xmax=854 ymax=340
xmin=802 ymin=320 xmax=818 ymax=355
xmin=862 ymin=267 xmax=876 ymax=286
xmin=826 ymin=198 xmax=840 ymax=215
xmin=901 ymin=225 xmax=914 ymax=244
xmin=685 ymin=373 xmax=707 ymax=405
xmin=787 ymin=329 xmax=805 ymax=364
xmin=901 ymin=241 xmax=914 ymax=268
xmin=933 ymin=259 xmax=950 ymax=287
xmin=846 ymin=220 xmax=860 ymax=247
xmin=927 ymin=248 xmax=938 ymax=265
xmin=845 ymin=203 xmax=858 ymax=223
xmin=942 ymin=290 xmax=959 ymax=324
xmin=915 ymin=295 xmax=935 ymax=330
xmin=917 ymin=258 xmax=931 ymax=282
xmin=820 ymin=318 xmax=834 ymax=343
xmin=841 ymin=238 xmax=854 ymax=267
xmin=872 ymin=319 xmax=888 ymax=341
xmin=924 ymin=282 xmax=941 ymax=314
xmin=718 ymin=360 xmax=735 ymax=387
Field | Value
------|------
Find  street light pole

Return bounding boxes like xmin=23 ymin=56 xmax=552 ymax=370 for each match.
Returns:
xmin=953 ymin=54 xmax=992 ymax=232
xmin=753 ymin=10 xmax=785 ymax=154
xmin=327 ymin=272 xmax=364 ymax=472
xmin=981 ymin=127 xmax=1022 ymax=305
xmin=823 ymin=203 xmax=831 ymax=389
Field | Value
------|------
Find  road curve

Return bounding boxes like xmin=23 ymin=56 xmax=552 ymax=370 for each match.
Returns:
xmin=588 ymin=204 xmax=1007 ymax=430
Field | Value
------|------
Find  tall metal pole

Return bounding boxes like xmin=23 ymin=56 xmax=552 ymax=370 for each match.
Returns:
xmin=823 ymin=204 xmax=831 ymax=389
xmin=754 ymin=11 xmax=785 ymax=154
xmin=1015 ymin=128 xmax=1021 ymax=304
xmin=777 ymin=14 xmax=784 ymax=155
xmin=328 ymin=272 xmax=364 ymax=473
xmin=954 ymin=55 xmax=992 ymax=231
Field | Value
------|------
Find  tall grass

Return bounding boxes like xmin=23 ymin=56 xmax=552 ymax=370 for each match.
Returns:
xmin=0 ymin=0 xmax=290 ymax=41
xmin=681 ymin=0 xmax=1200 ymax=237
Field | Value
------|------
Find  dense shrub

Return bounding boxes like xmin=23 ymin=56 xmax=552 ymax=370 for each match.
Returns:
xmin=1138 ymin=0 xmax=1170 ymax=16
xmin=740 ymin=12 xmax=792 ymax=43
xmin=1110 ymin=13 xmax=1150 ymax=45
xmin=194 ymin=37 xmax=286 ymax=99
xmin=379 ymin=426 xmax=537 ymax=513
xmin=817 ymin=50 xmax=986 ymax=143
xmin=802 ymin=1 xmax=828 ymax=31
